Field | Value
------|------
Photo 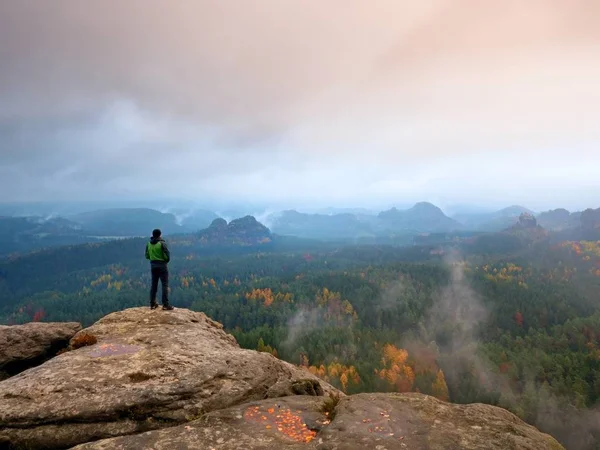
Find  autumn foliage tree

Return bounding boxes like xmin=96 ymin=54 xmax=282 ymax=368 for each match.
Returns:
xmin=315 ymin=288 xmax=358 ymax=323
xmin=514 ymin=311 xmax=523 ymax=327
xmin=376 ymin=344 xmax=449 ymax=401
xmin=32 ymin=307 xmax=46 ymax=322
xmin=307 ymin=361 xmax=361 ymax=393
xmin=376 ymin=344 xmax=416 ymax=392
xmin=430 ymin=369 xmax=450 ymax=401
xmin=246 ymin=288 xmax=293 ymax=306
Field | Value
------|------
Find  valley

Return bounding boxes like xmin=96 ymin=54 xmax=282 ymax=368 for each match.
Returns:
xmin=1 ymin=209 xmax=599 ymax=448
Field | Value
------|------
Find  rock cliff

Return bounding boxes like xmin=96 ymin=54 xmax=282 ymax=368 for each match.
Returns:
xmin=0 ymin=321 xmax=81 ymax=381
xmin=0 ymin=308 xmax=564 ymax=449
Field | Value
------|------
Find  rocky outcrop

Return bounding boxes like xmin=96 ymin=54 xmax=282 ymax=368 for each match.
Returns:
xmin=73 ymin=393 xmax=563 ymax=450
xmin=515 ymin=212 xmax=538 ymax=229
xmin=0 ymin=308 xmax=333 ymax=449
xmin=505 ymin=213 xmax=548 ymax=242
xmin=0 ymin=308 xmax=564 ymax=449
xmin=198 ymin=216 xmax=272 ymax=246
xmin=0 ymin=321 xmax=81 ymax=380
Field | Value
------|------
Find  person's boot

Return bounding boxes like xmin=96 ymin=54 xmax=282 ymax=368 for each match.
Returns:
xmin=150 ymin=301 xmax=159 ymax=310
xmin=162 ymin=304 xmax=174 ymax=311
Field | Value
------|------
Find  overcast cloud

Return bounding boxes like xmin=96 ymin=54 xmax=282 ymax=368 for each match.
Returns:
xmin=0 ymin=0 xmax=599 ymax=211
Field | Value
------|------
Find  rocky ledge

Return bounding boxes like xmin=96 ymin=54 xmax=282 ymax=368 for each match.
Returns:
xmin=0 ymin=307 xmax=563 ymax=450
xmin=0 ymin=321 xmax=81 ymax=381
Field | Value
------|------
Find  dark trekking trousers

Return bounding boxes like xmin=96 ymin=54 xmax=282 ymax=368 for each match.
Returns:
xmin=150 ymin=265 xmax=170 ymax=306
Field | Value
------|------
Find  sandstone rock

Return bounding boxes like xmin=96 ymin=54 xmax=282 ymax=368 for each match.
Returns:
xmin=0 ymin=308 xmax=563 ymax=450
xmin=198 ymin=216 xmax=271 ymax=246
xmin=0 ymin=308 xmax=335 ymax=449
xmin=517 ymin=212 xmax=538 ymax=229
xmin=73 ymin=393 xmax=564 ymax=450
xmin=0 ymin=321 xmax=81 ymax=380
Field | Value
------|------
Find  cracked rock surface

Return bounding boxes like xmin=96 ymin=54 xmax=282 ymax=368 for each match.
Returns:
xmin=74 ymin=393 xmax=564 ymax=450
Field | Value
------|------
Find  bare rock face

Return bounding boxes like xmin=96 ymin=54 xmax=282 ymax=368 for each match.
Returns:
xmin=0 ymin=308 xmax=563 ymax=450
xmin=517 ymin=212 xmax=538 ymax=229
xmin=0 ymin=308 xmax=334 ymax=449
xmin=0 ymin=321 xmax=81 ymax=380
xmin=73 ymin=393 xmax=564 ymax=450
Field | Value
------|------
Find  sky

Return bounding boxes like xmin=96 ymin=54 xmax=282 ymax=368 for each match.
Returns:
xmin=1 ymin=0 xmax=599 ymax=212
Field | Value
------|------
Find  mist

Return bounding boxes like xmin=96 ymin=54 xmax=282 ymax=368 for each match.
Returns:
xmin=412 ymin=255 xmax=600 ymax=450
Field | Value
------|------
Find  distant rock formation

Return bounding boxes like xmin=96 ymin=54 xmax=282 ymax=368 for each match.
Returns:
xmin=504 ymin=213 xmax=548 ymax=243
xmin=515 ymin=212 xmax=538 ymax=229
xmin=0 ymin=308 xmax=563 ymax=449
xmin=0 ymin=322 xmax=81 ymax=381
xmin=197 ymin=216 xmax=272 ymax=246
xmin=208 ymin=217 xmax=228 ymax=230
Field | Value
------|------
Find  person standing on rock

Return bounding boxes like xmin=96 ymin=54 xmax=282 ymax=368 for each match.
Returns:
xmin=145 ymin=229 xmax=174 ymax=310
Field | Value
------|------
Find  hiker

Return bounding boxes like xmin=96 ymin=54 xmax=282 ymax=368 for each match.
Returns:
xmin=145 ymin=228 xmax=174 ymax=310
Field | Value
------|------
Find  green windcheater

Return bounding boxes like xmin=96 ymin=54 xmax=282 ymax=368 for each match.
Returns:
xmin=145 ymin=237 xmax=170 ymax=265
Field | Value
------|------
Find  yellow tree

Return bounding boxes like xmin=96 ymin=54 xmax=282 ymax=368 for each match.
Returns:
xmin=376 ymin=344 xmax=415 ymax=393
xmin=246 ymin=288 xmax=275 ymax=306
xmin=430 ymin=369 xmax=449 ymax=401
xmin=308 ymin=361 xmax=360 ymax=393
xmin=257 ymin=338 xmax=278 ymax=358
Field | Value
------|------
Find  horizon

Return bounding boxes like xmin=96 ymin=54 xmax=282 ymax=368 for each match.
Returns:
xmin=0 ymin=198 xmax=595 ymax=220
xmin=1 ymin=1 xmax=599 ymax=210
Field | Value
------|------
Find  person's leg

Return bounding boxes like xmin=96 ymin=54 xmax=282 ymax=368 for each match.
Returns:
xmin=150 ymin=267 xmax=159 ymax=308
xmin=160 ymin=267 xmax=172 ymax=309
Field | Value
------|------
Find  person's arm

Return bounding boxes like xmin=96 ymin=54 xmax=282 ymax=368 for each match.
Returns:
xmin=145 ymin=243 xmax=150 ymax=260
xmin=161 ymin=241 xmax=171 ymax=263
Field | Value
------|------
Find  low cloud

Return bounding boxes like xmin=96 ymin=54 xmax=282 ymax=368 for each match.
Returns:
xmin=1 ymin=1 xmax=599 ymax=207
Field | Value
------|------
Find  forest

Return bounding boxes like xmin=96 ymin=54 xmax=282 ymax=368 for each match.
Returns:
xmin=1 ymin=233 xmax=600 ymax=449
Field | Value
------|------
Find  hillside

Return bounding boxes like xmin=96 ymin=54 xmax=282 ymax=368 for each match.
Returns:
xmin=269 ymin=210 xmax=374 ymax=240
xmin=453 ymin=205 xmax=535 ymax=231
xmin=0 ymin=216 xmax=93 ymax=256
xmin=270 ymin=202 xmax=461 ymax=240
xmin=378 ymin=202 xmax=462 ymax=233
xmin=0 ymin=308 xmax=563 ymax=450
xmin=537 ymin=209 xmax=581 ymax=231
xmin=69 ymin=208 xmax=183 ymax=236
xmin=581 ymin=207 xmax=600 ymax=239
